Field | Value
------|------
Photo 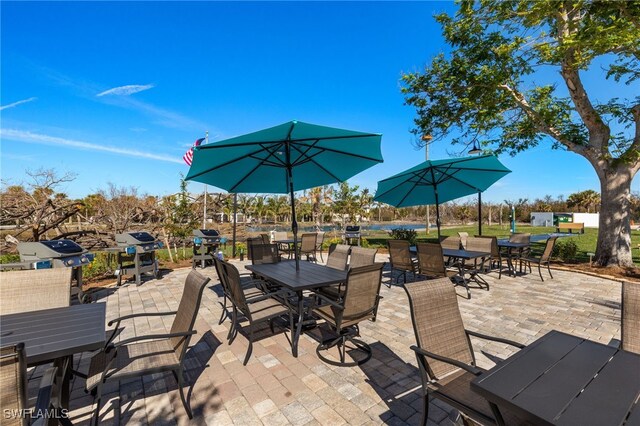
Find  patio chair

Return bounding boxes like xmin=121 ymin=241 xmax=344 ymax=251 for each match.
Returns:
xmin=312 ymin=263 xmax=385 ymax=366
xmin=521 ymin=236 xmax=558 ymax=281
xmin=457 ymin=232 xmax=469 ymax=250
xmin=439 ymin=236 xmax=461 ymax=267
xmin=0 ymin=343 xmax=60 ymax=426
xmin=415 ymin=243 xmax=458 ymax=279
xmin=274 ymin=231 xmax=292 ymax=259
xmin=315 ymin=232 xmax=326 ymax=262
xmin=621 ymin=281 xmax=640 ymax=354
xmin=260 ymin=233 xmax=271 ymax=244
xmin=465 ymin=237 xmax=493 ymax=275
xmin=508 ymin=232 xmax=531 ymax=271
xmin=213 ymin=257 xmax=263 ymax=337
xmin=403 ymin=278 xmax=525 ymax=426
xmin=298 ymin=233 xmax=318 ymax=262
xmin=222 ymin=261 xmax=294 ymax=365
xmin=249 ymin=243 xmax=281 ymax=265
xmin=0 ymin=268 xmax=72 ymax=315
xmin=474 ymin=236 xmax=504 ymax=279
xmin=85 ymin=270 xmax=211 ymax=423
xmin=326 ymin=244 xmax=350 ymax=271
xmin=388 ymin=240 xmax=418 ymax=285
xmin=349 ymin=246 xmax=378 ymax=268
xmin=246 ymin=237 xmax=264 ymax=261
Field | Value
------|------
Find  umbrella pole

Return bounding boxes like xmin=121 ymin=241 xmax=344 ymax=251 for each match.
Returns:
xmin=477 ymin=191 xmax=482 ymax=236
xmin=285 ymin=143 xmax=300 ymax=271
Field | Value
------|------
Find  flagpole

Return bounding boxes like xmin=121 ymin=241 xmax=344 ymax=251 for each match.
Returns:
xmin=203 ymin=131 xmax=208 ymax=229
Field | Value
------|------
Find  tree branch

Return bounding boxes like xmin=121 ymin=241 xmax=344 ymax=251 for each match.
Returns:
xmin=557 ymin=6 xmax=610 ymax=153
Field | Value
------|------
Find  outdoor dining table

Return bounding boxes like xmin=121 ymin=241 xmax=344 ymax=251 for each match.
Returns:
xmin=410 ymin=246 xmax=491 ymax=299
xmin=471 ymin=330 xmax=640 ymax=426
xmin=0 ymin=303 xmax=106 ymax=410
xmin=497 ymin=240 xmax=530 ymax=276
xmin=245 ymin=260 xmax=347 ymax=357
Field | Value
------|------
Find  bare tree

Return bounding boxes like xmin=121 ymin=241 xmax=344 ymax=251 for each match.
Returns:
xmin=0 ymin=168 xmax=81 ymax=241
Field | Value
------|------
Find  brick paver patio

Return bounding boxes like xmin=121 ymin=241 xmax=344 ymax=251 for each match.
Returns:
xmin=56 ymin=255 xmax=622 ymax=425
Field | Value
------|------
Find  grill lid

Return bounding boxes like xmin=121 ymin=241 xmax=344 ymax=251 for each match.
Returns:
xmin=40 ymin=240 xmax=85 ymax=254
xmin=345 ymin=226 xmax=361 ymax=232
xmin=116 ymin=232 xmax=157 ymax=246
xmin=193 ymin=229 xmax=220 ymax=237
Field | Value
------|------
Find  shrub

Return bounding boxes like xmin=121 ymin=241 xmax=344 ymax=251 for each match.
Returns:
xmin=84 ymin=251 xmax=114 ymax=279
xmin=0 ymin=253 xmax=20 ymax=264
xmin=389 ymin=228 xmax=418 ymax=246
xmin=552 ymin=240 xmax=578 ymax=262
xmin=323 ymin=237 xmax=343 ymax=249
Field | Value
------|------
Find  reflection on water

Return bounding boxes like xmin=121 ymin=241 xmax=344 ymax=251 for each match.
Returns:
xmin=246 ymin=222 xmax=428 ymax=233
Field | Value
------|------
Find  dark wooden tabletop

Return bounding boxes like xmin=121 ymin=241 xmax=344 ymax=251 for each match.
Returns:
xmin=246 ymin=261 xmax=347 ymax=292
xmin=471 ymin=330 xmax=640 ymax=426
xmin=497 ymin=240 xmax=530 ymax=248
xmin=442 ymin=248 xmax=491 ymax=259
xmin=274 ymin=239 xmax=296 ymax=244
xmin=0 ymin=303 xmax=106 ymax=365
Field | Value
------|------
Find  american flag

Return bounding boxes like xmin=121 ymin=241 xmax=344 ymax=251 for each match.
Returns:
xmin=183 ymin=137 xmax=205 ymax=166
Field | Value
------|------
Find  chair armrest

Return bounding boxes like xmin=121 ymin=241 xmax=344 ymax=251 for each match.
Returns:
xmin=310 ymin=291 xmax=344 ymax=309
xmin=108 ymin=311 xmax=178 ymax=327
xmin=33 ymin=366 xmax=58 ymax=421
xmin=466 ymin=329 xmax=525 ymax=349
xmin=410 ymin=345 xmax=483 ymax=376
xmin=110 ymin=330 xmax=196 ymax=349
xmin=245 ymin=289 xmax=292 ymax=304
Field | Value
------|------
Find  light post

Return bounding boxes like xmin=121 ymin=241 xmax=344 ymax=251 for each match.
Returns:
xmin=468 ymin=140 xmax=483 ymax=234
xmin=422 ymin=134 xmax=433 ymax=234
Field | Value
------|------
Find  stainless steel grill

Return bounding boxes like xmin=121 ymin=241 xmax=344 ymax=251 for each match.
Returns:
xmin=106 ymin=231 xmax=161 ymax=285
xmin=343 ymin=225 xmax=361 ymax=246
xmin=17 ymin=239 xmax=94 ymax=302
xmin=192 ymin=229 xmax=221 ymax=268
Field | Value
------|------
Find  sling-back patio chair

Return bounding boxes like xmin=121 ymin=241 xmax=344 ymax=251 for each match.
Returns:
xmin=312 ymin=263 xmax=384 ymax=366
xmin=0 ymin=268 xmax=72 ymax=315
xmin=86 ymin=270 xmax=211 ymax=424
xmin=474 ymin=236 xmax=504 ymax=278
xmin=315 ymin=232 xmax=326 ymax=262
xmin=222 ymin=261 xmax=294 ymax=365
xmin=415 ymin=243 xmax=458 ymax=280
xmin=260 ymin=233 xmax=271 ymax=244
xmin=0 ymin=343 xmax=60 ymax=426
xmin=457 ymin=232 xmax=469 ymax=250
xmin=439 ymin=236 xmax=462 ymax=267
xmin=521 ymin=236 xmax=558 ymax=281
xmin=349 ymin=247 xmax=378 ymax=268
xmin=508 ymin=233 xmax=531 ymax=272
xmin=465 ymin=237 xmax=493 ymax=276
xmin=388 ymin=240 xmax=418 ymax=285
xmin=213 ymin=257 xmax=263 ymax=340
xmin=621 ymin=281 xmax=639 ymax=354
xmin=299 ymin=233 xmax=318 ymax=262
xmin=326 ymin=244 xmax=350 ymax=270
xmin=274 ymin=231 xmax=292 ymax=259
xmin=404 ymin=278 xmax=526 ymax=426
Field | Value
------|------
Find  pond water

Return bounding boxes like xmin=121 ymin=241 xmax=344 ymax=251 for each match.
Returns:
xmin=246 ymin=222 xmax=430 ymax=233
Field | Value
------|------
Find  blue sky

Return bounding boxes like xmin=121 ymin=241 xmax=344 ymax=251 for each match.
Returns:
xmin=2 ymin=1 xmax=638 ymax=204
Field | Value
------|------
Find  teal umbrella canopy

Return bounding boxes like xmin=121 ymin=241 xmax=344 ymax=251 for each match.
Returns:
xmin=186 ymin=120 xmax=383 ymax=270
xmin=374 ymin=154 xmax=511 ymax=236
xmin=186 ymin=120 xmax=383 ymax=193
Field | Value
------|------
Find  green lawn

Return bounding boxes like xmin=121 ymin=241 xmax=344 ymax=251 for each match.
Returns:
xmin=363 ymin=225 xmax=640 ymax=266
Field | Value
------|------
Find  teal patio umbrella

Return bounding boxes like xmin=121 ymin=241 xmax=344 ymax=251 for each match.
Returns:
xmin=186 ymin=120 xmax=383 ymax=269
xmin=374 ymin=155 xmax=511 ymax=237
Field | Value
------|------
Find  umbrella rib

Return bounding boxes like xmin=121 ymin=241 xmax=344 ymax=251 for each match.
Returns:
xmin=434 ymin=166 xmax=485 ymax=192
xmin=374 ymin=168 xmax=433 ymax=202
xmin=289 ymin=143 xmax=343 ymax=183
xmin=227 ymin=144 xmax=286 ymax=192
xmin=294 ymin=140 xmax=382 ymax=163
xmin=197 ymin=133 xmax=381 ymax=149
xmin=289 ymin=139 xmax=321 ymax=167
xmin=187 ymin=142 xmax=285 ymax=181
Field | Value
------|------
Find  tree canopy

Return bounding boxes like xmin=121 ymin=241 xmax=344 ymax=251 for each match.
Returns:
xmin=402 ymin=0 xmax=640 ymax=266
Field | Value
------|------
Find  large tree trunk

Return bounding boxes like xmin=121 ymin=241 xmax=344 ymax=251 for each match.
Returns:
xmin=595 ymin=168 xmax=634 ymax=267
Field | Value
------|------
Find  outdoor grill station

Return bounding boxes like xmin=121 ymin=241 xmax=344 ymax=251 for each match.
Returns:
xmin=15 ymin=239 xmax=95 ymax=303
xmin=192 ymin=229 xmax=222 ymax=268
xmin=343 ymin=225 xmax=362 ymax=246
xmin=105 ymin=231 xmax=161 ymax=286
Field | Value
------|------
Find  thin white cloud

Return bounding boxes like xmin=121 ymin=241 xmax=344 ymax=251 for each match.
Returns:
xmin=97 ymin=84 xmax=154 ymax=97
xmin=0 ymin=97 xmax=37 ymax=111
xmin=1 ymin=128 xmax=183 ymax=164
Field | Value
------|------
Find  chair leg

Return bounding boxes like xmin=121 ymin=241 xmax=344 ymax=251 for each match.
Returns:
xmin=174 ymin=369 xmax=192 ymax=419
xmin=92 ymin=383 xmax=103 ymax=426
xmin=547 ymin=261 xmax=553 ymax=279
xmin=218 ymin=293 xmax=228 ymax=325
xmin=243 ymin=323 xmax=254 ymax=365
xmin=228 ymin=307 xmax=238 ymax=343
xmin=538 ymin=263 xmax=544 ymax=282
xmin=421 ymin=393 xmax=429 ymax=426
